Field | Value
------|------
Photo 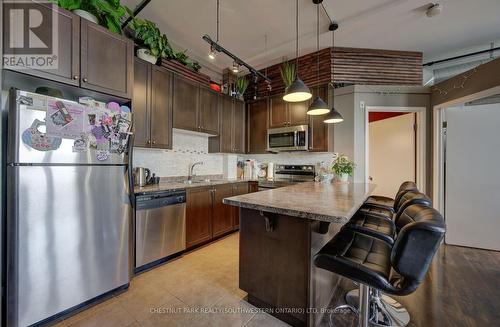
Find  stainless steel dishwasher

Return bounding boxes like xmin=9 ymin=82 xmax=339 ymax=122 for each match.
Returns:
xmin=135 ymin=189 xmax=186 ymax=271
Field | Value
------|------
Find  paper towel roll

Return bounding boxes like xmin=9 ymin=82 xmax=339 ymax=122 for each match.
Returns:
xmin=267 ymin=162 xmax=274 ymax=180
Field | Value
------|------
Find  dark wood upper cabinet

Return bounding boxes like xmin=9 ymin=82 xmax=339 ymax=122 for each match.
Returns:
xmin=2 ymin=3 xmax=80 ymax=86
xmin=269 ymin=95 xmax=288 ymax=128
xmin=173 ymin=75 xmax=199 ymax=131
xmin=132 ymin=59 xmax=173 ymax=149
xmin=150 ymin=66 xmax=173 ymax=149
xmin=80 ymin=19 xmax=133 ymax=98
xmin=209 ymin=96 xmax=246 ymax=154
xmin=288 ymin=102 xmax=309 ymax=126
xmin=233 ymin=101 xmax=246 ymax=153
xmin=132 ymin=59 xmax=151 ymax=147
xmin=309 ymin=85 xmax=331 ymax=152
xmin=218 ymin=96 xmax=234 ymax=153
xmin=269 ymin=95 xmax=308 ymax=128
xmin=212 ymin=184 xmax=234 ymax=237
xmin=198 ymin=87 xmax=219 ymax=135
xmin=247 ymin=99 xmax=269 ymax=154
xmin=186 ymin=187 xmax=213 ymax=249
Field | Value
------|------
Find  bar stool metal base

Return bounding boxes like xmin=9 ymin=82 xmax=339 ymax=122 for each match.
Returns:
xmin=345 ymin=289 xmax=410 ymax=327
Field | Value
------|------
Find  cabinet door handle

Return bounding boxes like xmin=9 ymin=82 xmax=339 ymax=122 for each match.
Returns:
xmin=146 ymin=140 xmax=151 ymax=144
xmin=82 ymin=77 xmax=88 ymax=83
xmin=73 ymin=75 xmax=79 ymax=80
xmin=152 ymin=140 xmax=156 ymax=145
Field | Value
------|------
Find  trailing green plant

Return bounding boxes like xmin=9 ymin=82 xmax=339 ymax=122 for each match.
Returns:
xmin=236 ymin=76 xmax=249 ymax=96
xmin=186 ymin=61 xmax=202 ymax=72
xmin=280 ymin=61 xmax=296 ymax=88
xmin=129 ymin=17 xmax=174 ymax=59
xmin=332 ymin=154 xmax=356 ymax=176
xmin=51 ymin=0 xmax=130 ymax=34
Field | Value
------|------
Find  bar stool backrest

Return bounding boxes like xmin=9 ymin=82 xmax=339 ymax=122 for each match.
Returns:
xmin=393 ymin=181 xmax=418 ymax=210
xmin=394 ymin=191 xmax=432 ymax=229
xmin=390 ymin=204 xmax=445 ymax=293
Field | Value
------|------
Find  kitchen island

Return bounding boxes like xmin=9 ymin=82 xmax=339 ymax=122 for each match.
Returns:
xmin=223 ymin=182 xmax=376 ymax=327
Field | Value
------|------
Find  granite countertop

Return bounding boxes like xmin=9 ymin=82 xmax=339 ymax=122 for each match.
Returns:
xmin=223 ymin=182 xmax=376 ymax=223
xmin=134 ymin=179 xmax=257 ymax=194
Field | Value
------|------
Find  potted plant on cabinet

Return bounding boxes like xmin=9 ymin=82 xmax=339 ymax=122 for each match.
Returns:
xmin=50 ymin=0 xmax=130 ymax=34
xmin=128 ymin=17 xmax=173 ymax=64
xmin=235 ymin=76 xmax=249 ymax=100
xmin=332 ymin=154 xmax=355 ymax=183
xmin=280 ymin=60 xmax=296 ymax=88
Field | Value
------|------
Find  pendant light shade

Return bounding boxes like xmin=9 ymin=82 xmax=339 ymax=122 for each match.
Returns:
xmin=307 ymin=1 xmax=329 ymax=115
xmin=283 ymin=0 xmax=312 ymax=103
xmin=323 ymin=107 xmax=344 ymax=123
xmin=307 ymin=96 xmax=330 ymax=115
xmin=283 ymin=78 xmax=312 ymax=102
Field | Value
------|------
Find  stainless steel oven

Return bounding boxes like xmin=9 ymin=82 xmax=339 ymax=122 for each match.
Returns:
xmin=267 ymin=125 xmax=308 ymax=152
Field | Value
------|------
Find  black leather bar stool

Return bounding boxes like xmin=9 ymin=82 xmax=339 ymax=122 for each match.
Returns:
xmin=345 ymin=191 xmax=433 ymax=244
xmin=314 ymin=204 xmax=445 ymax=327
xmin=360 ymin=189 xmax=431 ymax=222
xmin=363 ymin=181 xmax=418 ymax=213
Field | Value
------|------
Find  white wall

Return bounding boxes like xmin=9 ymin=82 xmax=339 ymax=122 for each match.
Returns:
xmin=444 ymin=102 xmax=500 ymax=250
xmin=133 ymin=129 xmax=237 ymax=178
xmin=368 ymin=114 xmax=415 ymax=197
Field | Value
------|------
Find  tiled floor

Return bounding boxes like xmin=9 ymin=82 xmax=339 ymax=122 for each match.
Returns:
xmin=53 ymin=233 xmax=500 ymax=327
xmin=54 ymin=233 xmax=288 ymax=327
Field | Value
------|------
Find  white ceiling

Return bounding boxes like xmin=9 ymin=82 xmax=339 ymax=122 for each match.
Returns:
xmin=123 ymin=0 xmax=500 ymax=77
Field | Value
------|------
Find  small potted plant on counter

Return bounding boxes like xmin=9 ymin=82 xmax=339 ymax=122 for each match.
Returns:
xmin=332 ymin=154 xmax=355 ymax=183
xmin=235 ymin=76 xmax=249 ymax=100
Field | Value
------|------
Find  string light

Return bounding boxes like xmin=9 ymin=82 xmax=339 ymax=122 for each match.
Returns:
xmin=431 ymin=68 xmax=478 ymax=96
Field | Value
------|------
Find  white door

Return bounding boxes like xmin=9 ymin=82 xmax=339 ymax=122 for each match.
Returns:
xmin=369 ymin=113 xmax=416 ymax=197
xmin=445 ymin=103 xmax=500 ymax=250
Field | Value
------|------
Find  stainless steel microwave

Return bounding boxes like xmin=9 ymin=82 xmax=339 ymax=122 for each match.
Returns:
xmin=267 ymin=125 xmax=308 ymax=152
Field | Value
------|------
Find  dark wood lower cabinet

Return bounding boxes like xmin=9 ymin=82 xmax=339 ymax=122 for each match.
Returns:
xmin=231 ymin=182 xmax=249 ymax=230
xmin=186 ymin=187 xmax=213 ymax=248
xmin=212 ymin=184 xmax=234 ymax=237
xmin=186 ymin=182 xmax=252 ymax=248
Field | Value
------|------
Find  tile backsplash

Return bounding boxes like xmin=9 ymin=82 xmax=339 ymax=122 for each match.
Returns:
xmin=133 ymin=129 xmax=335 ymax=178
xmin=239 ymin=152 xmax=336 ymax=167
xmin=133 ymin=129 xmax=237 ymax=178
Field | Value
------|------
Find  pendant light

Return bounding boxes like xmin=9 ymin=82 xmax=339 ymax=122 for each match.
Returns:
xmin=324 ymin=21 xmax=344 ymax=124
xmin=307 ymin=1 xmax=330 ymax=115
xmin=208 ymin=0 xmax=220 ymax=60
xmin=283 ymin=0 xmax=312 ymax=102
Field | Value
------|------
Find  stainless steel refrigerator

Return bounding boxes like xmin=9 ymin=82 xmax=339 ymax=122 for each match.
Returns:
xmin=5 ymin=89 xmax=133 ymax=327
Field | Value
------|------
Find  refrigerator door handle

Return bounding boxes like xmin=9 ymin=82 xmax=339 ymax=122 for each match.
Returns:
xmin=126 ymin=133 xmax=135 ymax=206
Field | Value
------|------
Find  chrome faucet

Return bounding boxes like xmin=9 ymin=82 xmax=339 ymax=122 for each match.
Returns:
xmin=187 ymin=162 xmax=204 ymax=183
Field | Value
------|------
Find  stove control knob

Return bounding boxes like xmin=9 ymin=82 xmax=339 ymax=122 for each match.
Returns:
xmin=302 ymin=166 xmax=307 ymax=170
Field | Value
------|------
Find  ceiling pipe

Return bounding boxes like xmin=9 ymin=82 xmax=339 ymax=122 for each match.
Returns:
xmin=423 ymin=46 xmax=500 ymax=67
xmin=202 ymin=34 xmax=272 ymax=84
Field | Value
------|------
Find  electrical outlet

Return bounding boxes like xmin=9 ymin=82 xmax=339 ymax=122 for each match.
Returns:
xmin=360 ymin=101 xmax=365 ymax=109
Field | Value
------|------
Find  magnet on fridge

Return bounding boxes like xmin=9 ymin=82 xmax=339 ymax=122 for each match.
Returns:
xmin=22 ymin=119 xmax=62 ymax=151
xmin=96 ymin=150 xmax=110 ymax=161
xmin=120 ymin=105 xmax=131 ymax=113
xmin=106 ymin=102 xmax=120 ymax=112
xmin=72 ymin=135 xmax=88 ymax=152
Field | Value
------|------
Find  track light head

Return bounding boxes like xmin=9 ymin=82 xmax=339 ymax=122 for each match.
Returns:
xmin=329 ymin=22 xmax=339 ymax=31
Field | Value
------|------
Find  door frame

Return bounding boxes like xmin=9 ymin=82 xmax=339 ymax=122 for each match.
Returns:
xmin=365 ymin=106 xmax=427 ymax=193
xmin=432 ymin=85 xmax=500 ymax=213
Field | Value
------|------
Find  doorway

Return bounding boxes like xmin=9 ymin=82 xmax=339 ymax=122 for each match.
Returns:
xmin=440 ymin=98 xmax=500 ymax=250
xmin=365 ymin=106 xmax=426 ymax=197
